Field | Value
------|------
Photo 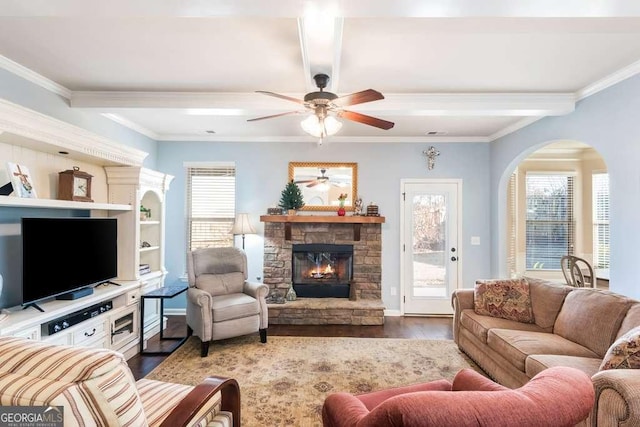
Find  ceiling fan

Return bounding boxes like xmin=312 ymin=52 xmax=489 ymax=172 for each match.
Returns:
xmin=248 ymin=74 xmax=394 ymax=137
xmin=295 ymin=168 xmax=332 ymax=188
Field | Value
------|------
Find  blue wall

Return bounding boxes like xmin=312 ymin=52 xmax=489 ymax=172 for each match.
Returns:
xmin=491 ymin=73 xmax=640 ymax=299
xmin=157 ymin=141 xmax=492 ymax=311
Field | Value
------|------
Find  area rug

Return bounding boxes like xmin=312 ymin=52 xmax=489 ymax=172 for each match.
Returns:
xmin=145 ymin=335 xmax=481 ymax=427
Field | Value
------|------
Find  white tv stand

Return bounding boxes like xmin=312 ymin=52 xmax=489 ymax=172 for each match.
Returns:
xmin=0 ymin=281 xmax=142 ymax=359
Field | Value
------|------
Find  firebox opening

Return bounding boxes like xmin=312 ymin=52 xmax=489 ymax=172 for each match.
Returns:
xmin=292 ymin=243 xmax=353 ymax=298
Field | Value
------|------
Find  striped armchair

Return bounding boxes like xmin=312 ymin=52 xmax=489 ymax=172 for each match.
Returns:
xmin=0 ymin=336 xmax=240 ymax=427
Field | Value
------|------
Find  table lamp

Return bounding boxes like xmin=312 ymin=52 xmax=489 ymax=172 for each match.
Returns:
xmin=230 ymin=213 xmax=256 ymax=250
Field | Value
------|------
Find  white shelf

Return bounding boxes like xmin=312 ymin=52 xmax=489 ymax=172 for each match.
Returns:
xmin=140 ymin=220 xmax=160 ymax=225
xmin=139 ymin=246 xmax=160 ymax=252
xmin=0 ymin=196 xmax=132 ymax=211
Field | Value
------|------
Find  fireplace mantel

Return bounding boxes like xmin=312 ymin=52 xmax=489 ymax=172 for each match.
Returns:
xmin=260 ymin=215 xmax=385 ymax=241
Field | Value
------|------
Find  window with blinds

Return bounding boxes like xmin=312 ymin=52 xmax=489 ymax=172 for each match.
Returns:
xmin=186 ymin=164 xmax=236 ymax=251
xmin=592 ymin=173 xmax=610 ymax=269
xmin=525 ymin=173 xmax=574 ymax=270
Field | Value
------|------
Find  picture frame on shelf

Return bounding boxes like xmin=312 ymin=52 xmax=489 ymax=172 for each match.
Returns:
xmin=6 ymin=162 xmax=37 ymax=198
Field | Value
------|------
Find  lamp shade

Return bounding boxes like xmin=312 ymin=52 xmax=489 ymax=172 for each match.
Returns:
xmin=230 ymin=213 xmax=256 ymax=235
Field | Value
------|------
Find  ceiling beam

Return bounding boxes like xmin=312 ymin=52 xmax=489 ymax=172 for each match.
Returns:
xmin=297 ymin=15 xmax=344 ymax=93
xmin=71 ymin=91 xmax=575 ymax=117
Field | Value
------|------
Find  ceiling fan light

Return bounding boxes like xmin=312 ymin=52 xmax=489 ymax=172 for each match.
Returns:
xmin=301 ymin=114 xmax=322 ymax=137
xmin=301 ymin=114 xmax=343 ymax=138
xmin=324 ymin=115 xmax=343 ymax=136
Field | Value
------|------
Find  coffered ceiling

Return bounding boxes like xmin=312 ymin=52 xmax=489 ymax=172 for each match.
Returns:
xmin=2 ymin=1 xmax=640 ymax=143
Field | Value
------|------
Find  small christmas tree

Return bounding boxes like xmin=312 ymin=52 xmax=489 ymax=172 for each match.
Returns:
xmin=279 ymin=180 xmax=305 ymax=210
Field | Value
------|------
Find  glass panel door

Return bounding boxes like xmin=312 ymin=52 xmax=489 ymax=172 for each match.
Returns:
xmin=402 ymin=180 xmax=460 ymax=315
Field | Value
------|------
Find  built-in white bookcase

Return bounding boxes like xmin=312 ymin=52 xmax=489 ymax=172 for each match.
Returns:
xmin=0 ymin=97 xmax=170 ymax=359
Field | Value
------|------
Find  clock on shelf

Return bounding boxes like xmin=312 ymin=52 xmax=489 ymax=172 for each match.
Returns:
xmin=58 ymin=166 xmax=93 ymax=202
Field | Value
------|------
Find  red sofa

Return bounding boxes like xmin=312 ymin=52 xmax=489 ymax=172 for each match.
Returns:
xmin=322 ymin=366 xmax=593 ymax=427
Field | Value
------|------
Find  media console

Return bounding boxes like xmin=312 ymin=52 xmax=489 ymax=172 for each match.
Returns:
xmin=46 ymin=300 xmax=113 ymax=335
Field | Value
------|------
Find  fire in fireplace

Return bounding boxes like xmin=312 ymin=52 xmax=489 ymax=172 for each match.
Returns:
xmin=292 ymin=243 xmax=353 ymax=298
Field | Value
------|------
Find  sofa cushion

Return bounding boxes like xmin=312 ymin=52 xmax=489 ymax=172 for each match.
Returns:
xmin=487 ymin=329 xmax=599 ymax=372
xmin=460 ymin=309 xmax=545 ymax=345
xmin=524 ymin=276 xmax=573 ymax=331
xmin=600 ymin=325 xmax=640 ymax=370
xmin=474 ymin=278 xmax=535 ymax=323
xmin=616 ymin=303 xmax=640 ymax=339
xmin=554 ymin=289 xmax=633 ymax=357
xmin=525 ymin=355 xmax=602 ymax=379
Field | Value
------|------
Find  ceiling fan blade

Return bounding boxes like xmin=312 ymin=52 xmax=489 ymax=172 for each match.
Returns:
xmin=332 ymin=89 xmax=384 ymax=107
xmin=247 ymin=110 xmax=303 ymax=122
xmin=339 ymin=110 xmax=395 ymax=130
xmin=306 ymin=181 xmax=320 ymax=188
xmin=256 ymin=90 xmax=306 ymax=105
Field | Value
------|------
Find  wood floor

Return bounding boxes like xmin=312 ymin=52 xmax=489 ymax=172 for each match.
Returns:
xmin=128 ymin=315 xmax=454 ymax=380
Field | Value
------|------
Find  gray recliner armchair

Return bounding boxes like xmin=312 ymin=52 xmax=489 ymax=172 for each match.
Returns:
xmin=186 ymin=247 xmax=268 ymax=357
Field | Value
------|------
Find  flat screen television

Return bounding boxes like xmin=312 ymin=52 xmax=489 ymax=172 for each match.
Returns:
xmin=21 ymin=217 xmax=117 ymax=309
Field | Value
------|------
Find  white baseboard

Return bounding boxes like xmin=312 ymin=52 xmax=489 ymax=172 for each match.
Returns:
xmin=384 ymin=309 xmax=402 ymax=316
xmin=164 ymin=308 xmax=186 ymax=316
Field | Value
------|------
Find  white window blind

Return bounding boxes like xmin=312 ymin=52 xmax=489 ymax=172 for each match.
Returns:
xmin=525 ymin=173 xmax=574 ymax=270
xmin=186 ymin=164 xmax=236 ymax=251
xmin=592 ymin=173 xmax=610 ymax=269
xmin=507 ymin=171 xmax=517 ymax=277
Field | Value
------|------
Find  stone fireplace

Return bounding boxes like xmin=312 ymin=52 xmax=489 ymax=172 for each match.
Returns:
xmin=261 ymin=215 xmax=385 ymax=325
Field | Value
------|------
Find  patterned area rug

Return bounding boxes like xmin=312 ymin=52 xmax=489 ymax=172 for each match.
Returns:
xmin=145 ymin=335 xmax=480 ymax=426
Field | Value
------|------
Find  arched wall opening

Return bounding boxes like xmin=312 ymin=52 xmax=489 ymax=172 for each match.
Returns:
xmin=496 ymin=139 xmax=608 ymax=284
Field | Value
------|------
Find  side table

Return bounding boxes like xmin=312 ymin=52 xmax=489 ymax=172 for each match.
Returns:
xmin=140 ymin=284 xmax=188 ymax=355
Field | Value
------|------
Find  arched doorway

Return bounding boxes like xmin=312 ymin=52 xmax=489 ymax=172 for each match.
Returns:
xmin=504 ymin=141 xmax=609 ymax=284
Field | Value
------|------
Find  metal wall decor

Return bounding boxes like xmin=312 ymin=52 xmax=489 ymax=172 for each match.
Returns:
xmin=423 ymin=146 xmax=440 ymax=170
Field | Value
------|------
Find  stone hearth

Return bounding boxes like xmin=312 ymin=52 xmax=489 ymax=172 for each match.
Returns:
xmin=261 ymin=215 xmax=385 ymax=325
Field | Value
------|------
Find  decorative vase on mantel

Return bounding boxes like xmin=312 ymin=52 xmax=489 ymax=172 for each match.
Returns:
xmin=286 ymin=284 xmax=297 ymax=301
xmin=337 ymin=193 xmax=347 ymax=216
xmin=288 ymin=209 xmax=297 ymax=216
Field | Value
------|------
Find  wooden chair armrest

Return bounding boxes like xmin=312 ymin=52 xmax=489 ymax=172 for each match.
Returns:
xmin=159 ymin=376 xmax=241 ymax=427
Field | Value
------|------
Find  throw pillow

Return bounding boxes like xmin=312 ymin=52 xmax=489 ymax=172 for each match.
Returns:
xmin=600 ymin=326 xmax=640 ymax=370
xmin=474 ymin=278 xmax=535 ymax=323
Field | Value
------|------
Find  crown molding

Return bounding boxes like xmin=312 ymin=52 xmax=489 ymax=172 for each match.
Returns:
xmin=488 ymin=116 xmax=544 ymax=141
xmin=0 ymin=55 xmax=71 ymax=99
xmin=101 ymin=113 xmax=159 ymax=140
xmin=576 ymin=58 xmax=640 ymax=100
xmin=0 ymin=98 xmax=147 ymax=166
xmin=155 ymin=134 xmax=489 ymax=143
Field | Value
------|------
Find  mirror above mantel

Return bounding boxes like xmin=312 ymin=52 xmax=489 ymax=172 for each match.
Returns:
xmin=289 ymin=162 xmax=357 ymax=211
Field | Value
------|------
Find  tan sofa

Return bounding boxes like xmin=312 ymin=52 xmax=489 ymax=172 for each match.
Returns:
xmin=452 ymin=278 xmax=640 ymax=427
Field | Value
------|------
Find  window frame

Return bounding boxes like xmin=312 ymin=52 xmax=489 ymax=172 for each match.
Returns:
xmin=185 ymin=162 xmax=236 ymax=254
